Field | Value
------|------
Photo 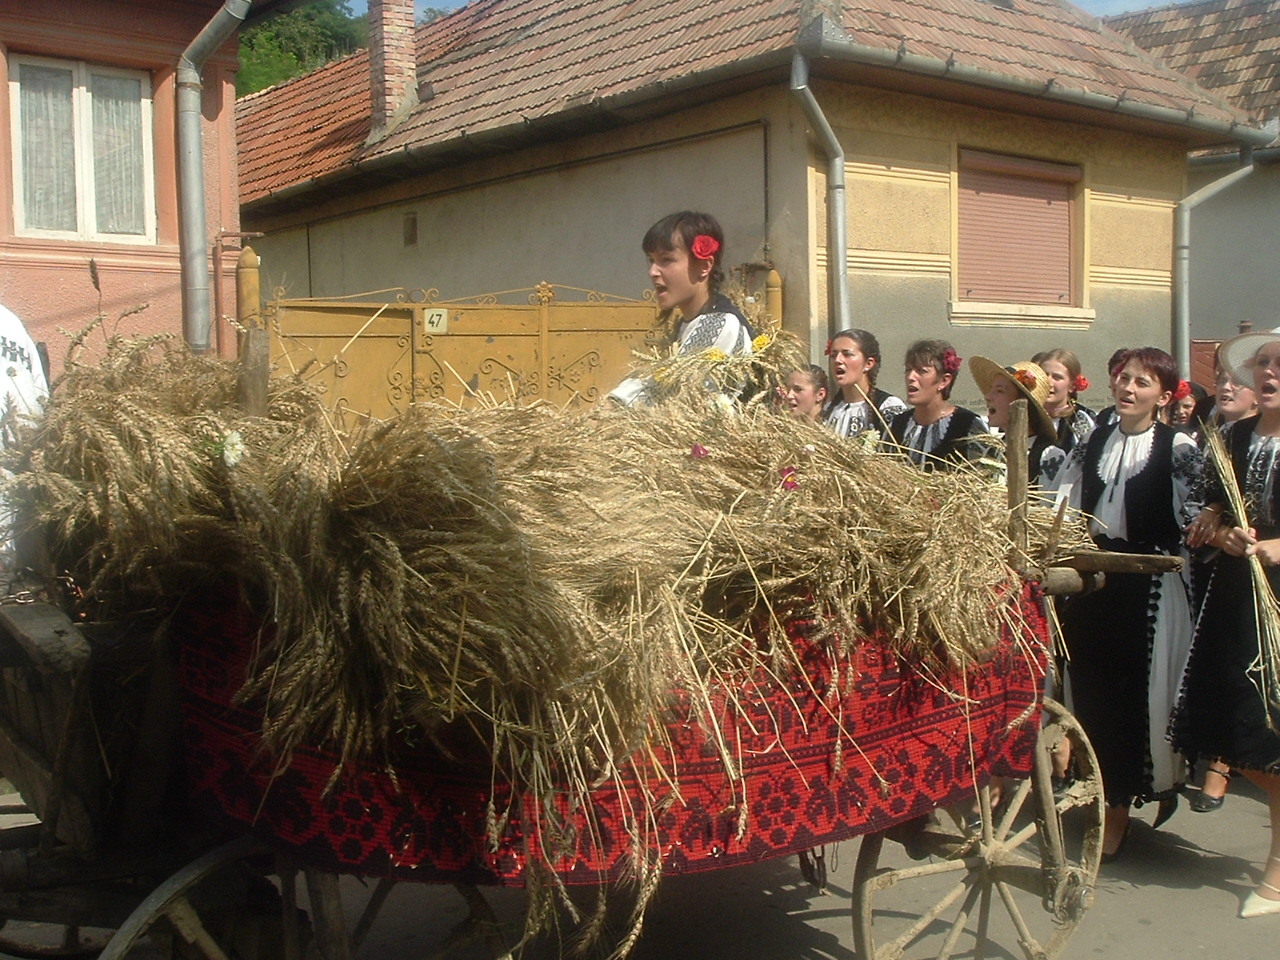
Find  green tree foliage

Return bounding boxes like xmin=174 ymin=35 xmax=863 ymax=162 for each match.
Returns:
xmin=418 ymin=6 xmax=452 ymax=22
xmin=237 ymin=0 xmax=368 ymax=97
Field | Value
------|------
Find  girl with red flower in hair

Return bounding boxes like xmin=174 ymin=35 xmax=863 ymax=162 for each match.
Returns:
xmin=884 ymin=339 xmax=987 ymax=472
xmin=1032 ymin=347 xmax=1096 ymax=454
xmin=609 ymin=211 xmax=753 ymax=406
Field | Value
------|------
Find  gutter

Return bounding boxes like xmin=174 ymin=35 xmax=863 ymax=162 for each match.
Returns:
xmin=177 ymin=0 xmax=251 ymax=352
xmin=797 ymin=29 xmax=1274 ymax=149
xmin=790 ymin=49 xmax=850 ymax=347
xmin=1173 ymin=158 xmax=1256 ymax=377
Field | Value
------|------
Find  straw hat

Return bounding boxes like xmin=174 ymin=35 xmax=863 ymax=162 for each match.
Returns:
xmin=968 ymin=357 xmax=1057 ymax=443
xmin=1219 ymin=326 xmax=1280 ymax=387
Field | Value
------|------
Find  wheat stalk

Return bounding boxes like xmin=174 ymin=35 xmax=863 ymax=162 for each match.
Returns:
xmin=1203 ymin=426 xmax=1280 ymax=731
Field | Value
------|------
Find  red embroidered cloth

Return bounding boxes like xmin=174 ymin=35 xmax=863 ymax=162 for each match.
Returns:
xmin=175 ymin=586 xmax=1047 ymax=885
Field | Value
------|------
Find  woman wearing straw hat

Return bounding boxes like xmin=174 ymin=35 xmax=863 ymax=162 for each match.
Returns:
xmin=1054 ymin=347 xmax=1202 ymax=862
xmin=1178 ymin=326 xmax=1280 ymax=918
xmin=968 ymin=357 xmax=1065 ymax=489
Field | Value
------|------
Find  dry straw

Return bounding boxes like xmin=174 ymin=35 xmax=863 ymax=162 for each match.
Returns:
xmin=3 ymin=331 xmax=1073 ymax=955
xmin=1202 ymin=426 xmax=1280 ymax=731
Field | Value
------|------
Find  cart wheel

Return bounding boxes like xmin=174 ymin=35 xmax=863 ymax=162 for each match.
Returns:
xmin=851 ymin=698 xmax=1103 ymax=960
xmin=0 ymin=923 xmax=112 ymax=958
xmin=97 ymin=836 xmax=301 ymax=960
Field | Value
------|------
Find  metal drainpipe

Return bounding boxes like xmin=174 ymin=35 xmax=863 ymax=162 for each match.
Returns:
xmin=177 ymin=0 xmax=251 ymax=352
xmin=1173 ymin=156 xmax=1255 ymax=377
xmin=790 ymin=50 xmax=850 ymax=353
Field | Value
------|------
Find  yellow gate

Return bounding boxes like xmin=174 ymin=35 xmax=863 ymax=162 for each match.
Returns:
xmin=268 ymin=283 xmax=662 ymax=420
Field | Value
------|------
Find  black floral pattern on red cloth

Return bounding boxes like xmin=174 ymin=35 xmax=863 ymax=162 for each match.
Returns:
xmin=175 ymin=587 xmax=1047 ymax=885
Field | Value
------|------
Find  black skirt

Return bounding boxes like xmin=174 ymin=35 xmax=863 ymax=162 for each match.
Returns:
xmin=1172 ymin=552 xmax=1280 ymax=774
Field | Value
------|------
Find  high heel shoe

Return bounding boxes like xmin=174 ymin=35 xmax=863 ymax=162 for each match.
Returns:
xmin=1190 ymin=766 xmax=1230 ymax=813
xmin=1240 ymin=881 xmax=1280 ymax=918
xmin=1152 ymin=794 xmax=1178 ymax=829
xmin=1100 ymin=824 xmax=1131 ymax=864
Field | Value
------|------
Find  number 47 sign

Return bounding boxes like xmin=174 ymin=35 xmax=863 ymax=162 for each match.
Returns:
xmin=422 ymin=308 xmax=448 ymax=334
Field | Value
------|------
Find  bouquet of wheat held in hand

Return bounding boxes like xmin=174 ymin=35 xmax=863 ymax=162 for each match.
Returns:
xmin=1204 ymin=426 xmax=1280 ymax=731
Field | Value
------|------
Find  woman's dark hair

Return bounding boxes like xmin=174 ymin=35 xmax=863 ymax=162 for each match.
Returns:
xmin=642 ymin=211 xmax=725 ymax=292
xmin=1106 ymin=348 xmax=1128 ymax=379
xmin=904 ymin=338 xmax=960 ymax=400
xmin=829 ymin=328 xmax=883 ymax=387
xmin=1031 ymin=348 xmax=1084 ymax=398
xmin=1113 ymin=346 xmax=1179 ymax=395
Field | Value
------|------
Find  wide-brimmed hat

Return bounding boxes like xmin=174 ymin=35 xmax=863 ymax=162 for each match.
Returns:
xmin=1219 ymin=326 xmax=1280 ymax=387
xmin=968 ymin=357 xmax=1057 ymax=443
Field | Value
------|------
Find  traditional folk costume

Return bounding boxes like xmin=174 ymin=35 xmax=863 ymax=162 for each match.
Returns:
xmin=1052 ymin=405 xmax=1097 ymax=455
xmin=609 ymin=294 xmax=752 ymax=406
xmin=1055 ymin=420 xmax=1202 ymax=805
xmin=885 ymin=406 xmax=987 ymax=472
xmin=1172 ymin=416 xmax=1280 ymax=774
xmin=823 ymin=388 xmax=907 ymax=440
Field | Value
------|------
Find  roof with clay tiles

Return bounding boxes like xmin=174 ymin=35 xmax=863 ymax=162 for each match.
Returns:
xmin=237 ymin=0 xmax=1262 ymax=208
xmin=1105 ymin=0 xmax=1280 ymax=122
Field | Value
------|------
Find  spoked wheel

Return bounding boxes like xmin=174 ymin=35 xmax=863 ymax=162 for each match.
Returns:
xmin=851 ymin=698 xmax=1103 ymax=960
xmin=0 ymin=923 xmax=112 ymax=958
xmin=97 ymin=837 xmax=513 ymax=960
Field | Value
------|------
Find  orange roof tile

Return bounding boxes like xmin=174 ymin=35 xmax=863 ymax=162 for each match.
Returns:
xmin=1105 ymin=0 xmax=1280 ymax=121
xmin=237 ymin=0 xmax=1261 ymax=209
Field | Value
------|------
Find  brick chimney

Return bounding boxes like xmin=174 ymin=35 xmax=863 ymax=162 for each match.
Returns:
xmin=368 ymin=0 xmax=418 ymax=142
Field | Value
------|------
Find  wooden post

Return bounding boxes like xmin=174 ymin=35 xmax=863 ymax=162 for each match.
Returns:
xmin=1007 ymin=399 xmax=1030 ymax=570
xmin=236 ymin=246 xmax=269 ymax=417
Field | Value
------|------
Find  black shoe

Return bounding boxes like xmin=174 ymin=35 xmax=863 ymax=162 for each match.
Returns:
xmin=1189 ymin=790 xmax=1225 ymax=813
xmin=1101 ymin=824 xmax=1131 ymax=864
xmin=1152 ymin=794 xmax=1178 ymax=829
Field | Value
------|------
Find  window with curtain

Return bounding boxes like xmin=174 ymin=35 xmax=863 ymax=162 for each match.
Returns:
xmin=9 ymin=56 xmax=154 ymax=242
xmin=956 ymin=149 xmax=1081 ymax=306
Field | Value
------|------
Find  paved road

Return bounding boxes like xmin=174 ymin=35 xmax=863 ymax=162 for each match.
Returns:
xmin=2 ymin=777 xmax=1275 ymax=958
xmin=344 ymin=774 xmax=1278 ymax=960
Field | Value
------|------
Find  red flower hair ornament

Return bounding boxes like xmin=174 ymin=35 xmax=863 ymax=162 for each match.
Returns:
xmin=941 ymin=348 xmax=962 ymax=375
xmin=1172 ymin=380 xmax=1192 ymax=402
xmin=823 ymin=339 xmax=833 ymax=357
xmin=1072 ymin=373 xmax=1090 ymax=393
xmin=1013 ymin=368 xmax=1038 ymax=391
xmin=690 ymin=234 xmax=720 ymax=261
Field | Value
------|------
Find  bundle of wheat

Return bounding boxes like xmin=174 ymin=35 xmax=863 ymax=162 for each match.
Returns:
xmin=3 ymin=333 xmax=1085 ymax=956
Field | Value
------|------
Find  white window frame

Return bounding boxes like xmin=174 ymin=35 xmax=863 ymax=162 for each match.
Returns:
xmin=8 ymin=55 xmax=156 ymax=244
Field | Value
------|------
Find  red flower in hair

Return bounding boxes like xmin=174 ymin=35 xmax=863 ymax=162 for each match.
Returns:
xmin=824 ymin=339 xmax=833 ymax=357
xmin=690 ymin=234 xmax=720 ymax=261
xmin=941 ymin=348 xmax=962 ymax=375
xmin=1172 ymin=380 xmax=1192 ymax=402
xmin=1072 ymin=373 xmax=1089 ymax=393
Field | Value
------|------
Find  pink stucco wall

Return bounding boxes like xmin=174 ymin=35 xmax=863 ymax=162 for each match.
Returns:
xmin=0 ymin=0 xmax=241 ymax=374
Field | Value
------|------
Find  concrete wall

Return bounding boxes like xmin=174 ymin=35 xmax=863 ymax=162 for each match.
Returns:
xmin=1186 ymin=160 xmax=1280 ymax=343
xmin=0 ymin=1 xmax=240 ymax=371
xmin=808 ymin=80 xmax=1186 ymax=412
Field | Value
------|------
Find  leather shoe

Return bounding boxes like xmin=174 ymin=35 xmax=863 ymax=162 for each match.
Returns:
xmin=1190 ymin=790 xmax=1225 ymax=813
xmin=1100 ymin=824 xmax=1130 ymax=864
xmin=1152 ymin=794 xmax=1178 ymax=829
xmin=1240 ymin=883 xmax=1280 ymax=918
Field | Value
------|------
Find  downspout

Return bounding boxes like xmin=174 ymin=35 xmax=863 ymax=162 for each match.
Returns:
xmin=177 ymin=0 xmax=251 ymax=352
xmin=1173 ymin=157 xmax=1255 ymax=377
xmin=790 ymin=50 xmax=850 ymax=351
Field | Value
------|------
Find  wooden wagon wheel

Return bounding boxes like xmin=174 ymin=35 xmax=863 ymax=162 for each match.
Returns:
xmin=95 ymin=836 xmax=513 ymax=960
xmin=851 ymin=698 xmax=1103 ymax=960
